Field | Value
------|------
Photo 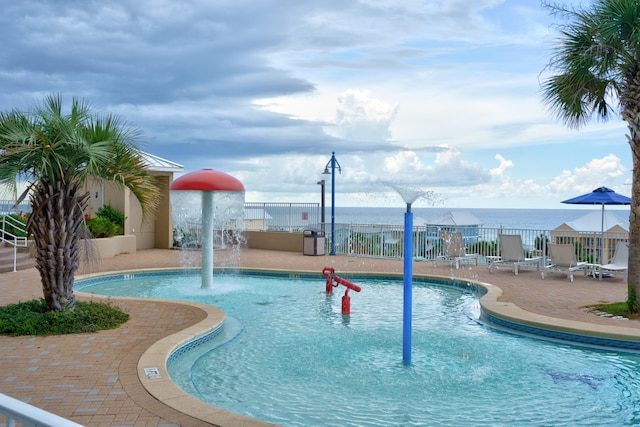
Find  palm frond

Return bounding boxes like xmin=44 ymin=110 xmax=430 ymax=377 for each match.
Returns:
xmin=0 ymin=95 xmax=160 ymax=222
xmin=542 ymin=0 xmax=640 ymax=128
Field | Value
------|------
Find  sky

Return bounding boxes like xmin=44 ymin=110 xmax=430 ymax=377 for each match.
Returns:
xmin=0 ymin=0 xmax=633 ymax=209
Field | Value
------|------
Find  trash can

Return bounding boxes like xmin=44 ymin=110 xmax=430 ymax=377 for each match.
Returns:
xmin=303 ymin=229 xmax=325 ymax=256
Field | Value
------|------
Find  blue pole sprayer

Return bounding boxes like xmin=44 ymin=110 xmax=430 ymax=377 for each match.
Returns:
xmin=403 ymin=202 xmax=413 ymax=365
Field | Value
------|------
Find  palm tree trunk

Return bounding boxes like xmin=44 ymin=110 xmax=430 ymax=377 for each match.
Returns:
xmin=621 ymin=72 xmax=640 ymax=312
xmin=29 ymin=181 xmax=89 ymax=312
xmin=630 ymin=150 xmax=640 ymax=311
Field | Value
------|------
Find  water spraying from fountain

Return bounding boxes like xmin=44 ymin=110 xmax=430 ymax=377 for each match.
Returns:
xmin=380 ymin=181 xmax=439 ymax=206
xmin=170 ymin=169 xmax=245 ymax=289
xmin=380 ymin=181 xmax=439 ymax=365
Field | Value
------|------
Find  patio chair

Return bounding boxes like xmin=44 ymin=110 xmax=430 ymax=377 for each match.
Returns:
xmin=540 ymin=244 xmax=588 ymax=282
xmin=594 ymin=241 xmax=628 ymax=281
xmin=436 ymin=231 xmax=478 ymax=269
xmin=488 ymin=234 xmax=542 ymax=275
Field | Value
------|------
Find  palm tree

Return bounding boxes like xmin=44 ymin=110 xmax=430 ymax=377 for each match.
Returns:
xmin=542 ymin=0 xmax=640 ymax=312
xmin=0 ymin=95 xmax=160 ymax=312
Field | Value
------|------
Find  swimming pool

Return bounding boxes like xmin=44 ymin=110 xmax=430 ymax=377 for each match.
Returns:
xmin=77 ymin=271 xmax=640 ymax=426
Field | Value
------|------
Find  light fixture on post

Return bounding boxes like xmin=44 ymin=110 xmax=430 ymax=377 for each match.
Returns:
xmin=316 ymin=180 xmax=325 ymax=232
xmin=322 ymin=151 xmax=341 ymax=256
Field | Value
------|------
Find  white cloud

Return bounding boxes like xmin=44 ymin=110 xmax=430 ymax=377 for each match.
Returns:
xmin=547 ymin=154 xmax=627 ymax=194
xmin=452 ymin=153 xmax=630 ymax=208
xmin=324 ymin=89 xmax=398 ymax=141
xmin=490 ymin=154 xmax=513 ymax=177
xmin=0 ymin=1 xmax=633 ymax=210
xmin=384 ymin=150 xmax=423 ymax=174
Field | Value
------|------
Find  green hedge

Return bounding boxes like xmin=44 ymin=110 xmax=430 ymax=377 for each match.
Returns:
xmin=1 ymin=213 xmax=29 ymax=238
xmin=85 ymin=204 xmax=125 ymax=238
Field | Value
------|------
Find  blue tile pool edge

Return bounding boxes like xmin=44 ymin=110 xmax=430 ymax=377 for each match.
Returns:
xmin=480 ymin=310 xmax=640 ymax=352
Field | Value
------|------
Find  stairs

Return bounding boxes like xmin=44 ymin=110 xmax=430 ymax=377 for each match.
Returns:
xmin=0 ymin=243 xmax=36 ymax=273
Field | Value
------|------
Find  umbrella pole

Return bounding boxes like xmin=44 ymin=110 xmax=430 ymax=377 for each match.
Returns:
xmin=600 ymin=204 xmax=605 ymax=280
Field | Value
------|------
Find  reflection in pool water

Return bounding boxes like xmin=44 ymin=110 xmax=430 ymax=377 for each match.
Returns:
xmin=77 ymin=271 xmax=640 ymax=427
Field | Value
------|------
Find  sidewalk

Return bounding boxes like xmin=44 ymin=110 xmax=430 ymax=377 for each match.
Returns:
xmin=0 ymin=248 xmax=636 ymax=426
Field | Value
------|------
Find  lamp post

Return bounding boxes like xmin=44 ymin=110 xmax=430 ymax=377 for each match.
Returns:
xmin=317 ymin=180 xmax=325 ymax=232
xmin=322 ymin=151 xmax=341 ymax=256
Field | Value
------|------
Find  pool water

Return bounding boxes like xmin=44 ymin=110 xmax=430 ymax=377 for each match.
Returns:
xmin=77 ymin=272 xmax=640 ymax=426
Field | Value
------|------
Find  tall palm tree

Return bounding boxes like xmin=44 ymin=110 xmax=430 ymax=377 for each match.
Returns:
xmin=542 ymin=0 xmax=640 ymax=312
xmin=0 ymin=95 xmax=160 ymax=312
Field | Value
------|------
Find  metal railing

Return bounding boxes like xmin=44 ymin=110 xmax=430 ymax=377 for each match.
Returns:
xmin=244 ymin=202 xmax=320 ymax=232
xmin=322 ymin=223 xmax=628 ymax=265
xmin=0 ymin=393 xmax=83 ymax=426
xmin=0 ymin=200 xmax=30 ymax=215
xmin=0 ymin=214 xmax=29 ymax=272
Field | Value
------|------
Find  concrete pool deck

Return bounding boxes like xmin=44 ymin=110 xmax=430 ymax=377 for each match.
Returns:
xmin=0 ymin=248 xmax=638 ymax=426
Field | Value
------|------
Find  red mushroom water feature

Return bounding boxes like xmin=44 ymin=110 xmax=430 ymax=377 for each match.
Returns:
xmin=171 ymin=169 xmax=245 ymax=289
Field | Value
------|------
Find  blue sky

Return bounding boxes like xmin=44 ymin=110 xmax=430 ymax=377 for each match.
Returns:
xmin=0 ymin=0 xmax=632 ymax=209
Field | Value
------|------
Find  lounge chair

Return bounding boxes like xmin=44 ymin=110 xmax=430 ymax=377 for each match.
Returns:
xmin=594 ymin=241 xmax=628 ymax=281
xmin=489 ymin=234 xmax=542 ymax=275
xmin=436 ymin=231 xmax=478 ymax=269
xmin=541 ymin=244 xmax=588 ymax=282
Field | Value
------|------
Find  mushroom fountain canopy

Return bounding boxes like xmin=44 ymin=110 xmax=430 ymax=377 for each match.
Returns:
xmin=170 ymin=169 xmax=245 ymax=290
xmin=170 ymin=168 xmax=245 ymax=192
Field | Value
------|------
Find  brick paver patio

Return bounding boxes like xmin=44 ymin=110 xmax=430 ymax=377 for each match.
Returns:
xmin=0 ymin=248 xmax=637 ymax=426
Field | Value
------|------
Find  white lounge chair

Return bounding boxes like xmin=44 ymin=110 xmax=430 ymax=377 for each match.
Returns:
xmin=595 ymin=241 xmax=628 ymax=281
xmin=489 ymin=234 xmax=542 ymax=275
xmin=436 ymin=231 xmax=478 ymax=269
xmin=541 ymin=244 xmax=588 ymax=282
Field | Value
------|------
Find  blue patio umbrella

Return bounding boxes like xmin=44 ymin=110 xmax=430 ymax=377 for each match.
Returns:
xmin=562 ymin=187 xmax=631 ymax=263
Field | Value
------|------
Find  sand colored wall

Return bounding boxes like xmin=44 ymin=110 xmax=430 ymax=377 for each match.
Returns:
xmin=244 ymin=231 xmax=304 ymax=253
xmin=83 ymin=171 xmax=176 ymax=251
xmin=153 ymin=174 xmax=173 ymax=249
xmin=80 ymin=235 xmax=137 ymax=259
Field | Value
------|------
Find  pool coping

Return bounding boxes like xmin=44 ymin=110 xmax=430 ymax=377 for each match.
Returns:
xmin=75 ymin=267 xmax=640 ymax=427
xmin=77 ymin=268 xmax=279 ymax=427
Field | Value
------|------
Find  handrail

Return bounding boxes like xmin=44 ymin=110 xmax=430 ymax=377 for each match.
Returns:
xmin=1 ymin=215 xmax=29 ymax=272
xmin=322 ymin=223 xmax=628 ymax=265
xmin=0 ymin=393 xmax=83 ymax=426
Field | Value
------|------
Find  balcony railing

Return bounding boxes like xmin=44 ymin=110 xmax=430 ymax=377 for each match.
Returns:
xmin=244 ymin=202 xmax=320 ymax=232
xmin=321 ymin=223 xmax=627 ymax=265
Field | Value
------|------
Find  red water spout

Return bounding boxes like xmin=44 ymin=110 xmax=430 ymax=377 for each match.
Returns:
xmin=322 ymin=267 xmax=361 ymax=314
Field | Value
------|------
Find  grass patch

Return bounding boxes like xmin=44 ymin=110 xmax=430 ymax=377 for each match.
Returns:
xmin=592 ymin=301 xmax=640 ymax=320
xmin=0 ymin=299 xmax=129 ymax=336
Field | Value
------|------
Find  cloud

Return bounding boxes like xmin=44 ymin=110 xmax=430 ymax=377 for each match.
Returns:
xmin=547 ymin=154 xmax=627 ymax=194
xmin=381 ymin=147 xmax=490 ymax=187
xmin=0 ymin=1 xmax=632 ymax=209
xmin=324 ymin=89 xmax=398 ymax=142
xmin=459 ymin=153 xmax=630 ymax=207
xmin=490 ymin=154 xmax=514 ymax=178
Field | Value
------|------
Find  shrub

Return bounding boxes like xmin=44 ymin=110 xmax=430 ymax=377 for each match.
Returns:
xmin=1 ymin=213 xmax=29 ymax=238
xmin=535 ymin=234 xmax=549 ymax=256
xmin=84 ymin=204 xmax=125 ymax=238
xmin=86 ymin=216 xmax=122 ymax=238
xmin=96 ymin=204 xmax=125 ymax=230
xmin=0 ymin=299 xmax=129 ymax=335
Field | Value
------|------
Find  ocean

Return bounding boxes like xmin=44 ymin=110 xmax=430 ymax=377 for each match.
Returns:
xmin=327 ymin=207 xmax=631 ymax=230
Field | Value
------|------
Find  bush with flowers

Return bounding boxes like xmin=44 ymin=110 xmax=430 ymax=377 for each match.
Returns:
xmin=84 ymin=204 xmax=125 ymax=238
